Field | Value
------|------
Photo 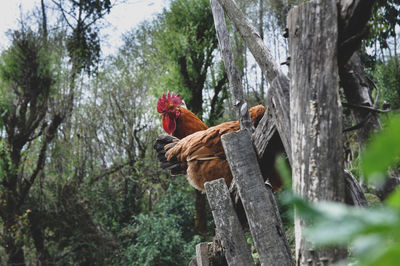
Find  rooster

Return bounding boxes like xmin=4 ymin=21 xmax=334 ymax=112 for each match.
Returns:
xmin=154 ymin=92 xmax=282 ymax=191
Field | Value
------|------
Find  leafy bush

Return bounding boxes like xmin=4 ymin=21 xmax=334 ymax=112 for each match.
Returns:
xmin=119 ymin=181 xmax=200 ymax=265
xmin=374 ymin=57 xmax=400 ymax=110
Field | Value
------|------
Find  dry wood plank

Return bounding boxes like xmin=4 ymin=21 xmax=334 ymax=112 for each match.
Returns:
xmin=266 ymin=73 xmax=292 ymax=165
xmin=204 ymin=179 xmax=255 ymax=266
xmin=288 ymin=1 xmax=347 ymax=264
xmin=189 ymin=257 xmax=198 ymax=266
xmin=344 ymin=170 xmax=368 ymax=207
xmin=221 ymin=130 xmax=294 ymax=266
xmin=195 ymin=242 xmax=210 ymax=266
xmin=252 ymin=108 xmax=276 ymax=159
xmin=210 ymin=0 xmax=253 ymax=132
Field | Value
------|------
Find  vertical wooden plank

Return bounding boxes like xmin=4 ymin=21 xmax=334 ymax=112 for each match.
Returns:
xmin=221 ymin=130 xmax=294 ymax=266
xmin=210 ymin=0 xmax=253 ymax=132
xmin=196 ymin=242 xmax=209 ymax=266
xmin=288 ymin=1 xmax=347 ymax=264
xmin=204 ymin=179 xmax=255 ymax=266
xmin=266 ymin=73 xmax=292 ymax=165
xmin=252 ymin=108 xmax=277 ymax=159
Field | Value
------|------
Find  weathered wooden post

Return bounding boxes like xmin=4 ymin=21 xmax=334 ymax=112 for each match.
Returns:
xmin=221 ymin=130 xmax=294 ymax=266
xmin=210 ymin=1 xmax=294 ymax=265
xmin=204 ymin=179 xmax=255 ymax=266
xmin=210 ymin=0 xmax=253 ymax=132
xmin=208 ymin=0 xmax=375 ymax=265
xmin=288 ymin=1 xmax=347 ymax=264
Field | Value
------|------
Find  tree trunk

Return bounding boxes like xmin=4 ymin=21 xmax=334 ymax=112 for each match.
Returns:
xmin=258 ymin=0 xmax=265 ymax=99
xmin=288 ymin=1 xmax=347 ymax=264
xmin=3 ymin=206 xmax=26 ymax=265
xmin=341 ymin=52 xmax=381 ymax=145
xmin=41 ymin=0 xmax=48 ymax=39
xmin=29 ymin=210 xmax=52 ymax=265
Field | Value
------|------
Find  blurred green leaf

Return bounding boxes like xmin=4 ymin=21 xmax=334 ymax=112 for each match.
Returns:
xmin=361 ymin=114 xmax=400 ymax=182
xmin=385 ymin=188 xmax=400 ymax=210
xmin=275 ymin=155 xmax=292 ymax=190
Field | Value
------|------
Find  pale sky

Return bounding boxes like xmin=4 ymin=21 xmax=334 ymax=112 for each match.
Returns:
xmin=0 ymin=0 xmax=169 ymax=55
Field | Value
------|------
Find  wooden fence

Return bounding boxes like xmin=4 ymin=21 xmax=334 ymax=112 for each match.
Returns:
xmin=189 ymin=0 xmax=375 ymax=265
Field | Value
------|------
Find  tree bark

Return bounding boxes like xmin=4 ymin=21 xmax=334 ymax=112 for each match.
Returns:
xmin=288 ymin=1 xmax=347 ymax=264
xmin=195 ymin=242 xmax=210 ymax=266
xmin=337 ymin=0 xmax=376 ymax=66
xmin=265 ymin=73 xmax=292 ymax=165
xmin=28 ymin=210 xmax=52 ymax=265
xmin=344 ymin=170 xmax=368 ymax=206
xmin=341 ymin=52 xmax=381 ymax=145
xmin=41 ymin=0 xmax=48 ymax=40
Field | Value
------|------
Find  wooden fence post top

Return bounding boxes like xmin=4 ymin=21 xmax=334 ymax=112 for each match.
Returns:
xmin=204 ymin=178 xmax=255 ymax=266
xmin=221 ymin=130 xmax=294 ymax=266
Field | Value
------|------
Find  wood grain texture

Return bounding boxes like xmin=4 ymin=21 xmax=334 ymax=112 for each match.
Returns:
xmin=221 ymin=130 xmax=294 ymax=266
xmin=266 ymin=73 xmax=292 ymax=166
xmin=210 ymin=0 xmax=253 ymax=132
xmin=288 ymin=1 xmax=347 ymax=264
xmin=204 ymin=179 xmax=254 ymax=266
xmin=344 ymin=170 xmax=368 ymax=206
xmin=341 ymin=52 xmax=381 ymax=146
xmin=195 ymin=242 xmax=210 ymax=266
xmin=252 ymin=108 xmax=276 ymax=159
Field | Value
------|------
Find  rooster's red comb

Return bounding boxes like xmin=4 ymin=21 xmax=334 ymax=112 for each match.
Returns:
xmin=157 ymin=92 xmax=182 ymax=113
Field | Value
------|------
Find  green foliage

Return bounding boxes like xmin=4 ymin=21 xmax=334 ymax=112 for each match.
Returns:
xmin=151 ymin=0 xmax=221 ymax=114
xmin=0 ymin=140 xmax=11 ymax=177
xmin=120 ymin=181 xmax=200 ymax=265
xmin=63 ymin=0 xmax=112 ymax=74
xmin=373 ymin=57 xmax=400 ymax=109
xmin=361 ymin=113 xmax=400 ymax=182
xmin=0 ymin=29 xmax=54 ymax=99
xmin=366 ymin=1 xmax=400 ymax=50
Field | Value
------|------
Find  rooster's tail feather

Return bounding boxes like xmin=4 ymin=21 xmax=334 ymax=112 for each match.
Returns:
xmin=154 ymin=135 xmax=186 ymax=175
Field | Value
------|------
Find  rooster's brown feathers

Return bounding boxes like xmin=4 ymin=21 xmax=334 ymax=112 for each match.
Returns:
xmin=155 ymin=105 xmax=269 ymax=191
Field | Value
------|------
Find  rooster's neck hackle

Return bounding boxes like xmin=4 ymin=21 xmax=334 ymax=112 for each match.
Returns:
xmin=172 ymin=107 xmax=208 ymax=139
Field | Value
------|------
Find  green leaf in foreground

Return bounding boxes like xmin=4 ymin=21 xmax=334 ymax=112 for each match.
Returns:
xmin=361 ymin=114 xmax=400 ymax=182
xmin=288 ymin=194 xmax=400 ymax=266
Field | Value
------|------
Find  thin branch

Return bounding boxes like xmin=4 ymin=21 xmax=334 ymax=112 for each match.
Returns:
xmin=51 ymin=0 xmax=74 ymax=28
xmin=216 ymin=0 xmax=282 ymax=83
xmin=343 ymin=102 xmax=390 ymax=113
xmin=88 ymin=160 xmax=133 ymax=186
xmin=18 ymin=114 xmax=64 ymax=208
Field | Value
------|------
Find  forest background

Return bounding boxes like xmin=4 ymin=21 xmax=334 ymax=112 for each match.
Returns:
xmin=0 ymin=0 xmax=399 ymax=265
